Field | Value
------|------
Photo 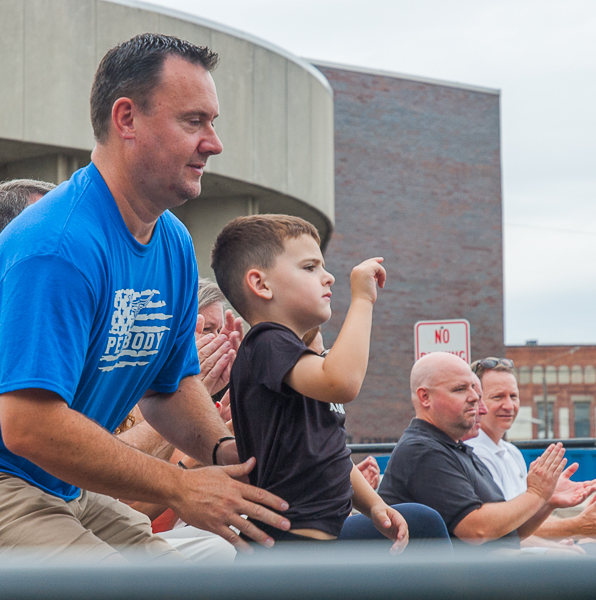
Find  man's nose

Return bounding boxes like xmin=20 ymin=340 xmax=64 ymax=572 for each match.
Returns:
xmin=502 ymin=395 xmax=514 ymax=411
xmin=201 ymin=127 xmax=223 ymax=156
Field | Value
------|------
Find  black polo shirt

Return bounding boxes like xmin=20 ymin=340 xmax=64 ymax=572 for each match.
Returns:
xmin=378 ymin=418 xmax=519 ymax=549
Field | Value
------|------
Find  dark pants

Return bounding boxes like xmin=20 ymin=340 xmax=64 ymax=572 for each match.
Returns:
xmin=338 ymin=503 xmax=452 ymax=554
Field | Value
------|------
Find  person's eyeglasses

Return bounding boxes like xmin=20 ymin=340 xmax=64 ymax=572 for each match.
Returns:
xmin=471 ymin=357 xmax=514 ymax=373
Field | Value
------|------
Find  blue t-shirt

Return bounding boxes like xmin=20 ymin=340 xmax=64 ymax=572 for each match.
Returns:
xmin=0 ymin=163 xmax=200 ymax=500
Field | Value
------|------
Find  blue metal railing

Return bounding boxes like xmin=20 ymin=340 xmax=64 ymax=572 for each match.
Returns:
xmin=348 ymin=439 xmax=596 ymax=479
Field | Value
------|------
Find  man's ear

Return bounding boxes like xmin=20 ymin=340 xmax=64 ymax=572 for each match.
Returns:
xmin=112 ymin=97 xmax=137 ymax=140
xmin=246 ymin=269 xmax=272 ymax=300
xmin=416 ymin=387 xmax=432 ymax=408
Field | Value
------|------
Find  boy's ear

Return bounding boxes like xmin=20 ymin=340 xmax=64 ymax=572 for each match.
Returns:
xmin=246 ymin=269 xmax=272 ymax=300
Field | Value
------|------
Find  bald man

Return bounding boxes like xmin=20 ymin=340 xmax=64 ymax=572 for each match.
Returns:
xmin=378 ymin=352 xmax=572 ymax=550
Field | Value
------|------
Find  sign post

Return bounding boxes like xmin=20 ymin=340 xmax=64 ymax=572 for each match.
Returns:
xmin=414 ymin=319 xmax=471 ymax=363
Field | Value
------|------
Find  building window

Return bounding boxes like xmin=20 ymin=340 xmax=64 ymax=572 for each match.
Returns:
xmin=574 ymin=402 xmax=591 ymax=438
xmin=559 ymin=407 xmax=570 ymax=439
xmin=545 ymin=365 xmax=557 ymax=384
xmin=519 ymin=366 xmax=530 ymax=385
xmin=532 ymin=366 xmax=544 ymax=385
xmin=536 ymin=403 xmax=554 ymax=439
xmin=559 ymin=366 xmax=570 ymax=385
xmin=571 ymin=365 xmax=583 ymax=385
xmin=585 ymin=366 xmax=596 ymax=385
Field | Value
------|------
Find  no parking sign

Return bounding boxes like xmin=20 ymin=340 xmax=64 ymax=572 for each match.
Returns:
xmin=414 ymin=319 xmax=471 ymax=363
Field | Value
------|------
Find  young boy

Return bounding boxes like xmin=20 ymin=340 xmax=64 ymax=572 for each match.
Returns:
xmin=211 ymin=214 xmax=408 ymax=551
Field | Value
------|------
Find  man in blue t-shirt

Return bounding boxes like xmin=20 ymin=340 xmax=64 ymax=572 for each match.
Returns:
xmin=0 ymin=33 xmax=290 ymax=562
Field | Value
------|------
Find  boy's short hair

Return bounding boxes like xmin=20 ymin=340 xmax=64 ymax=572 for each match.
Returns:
xmin=211 ymin=214 xmax=320 ymax=319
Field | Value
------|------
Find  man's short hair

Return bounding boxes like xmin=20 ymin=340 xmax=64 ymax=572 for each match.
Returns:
xmin=211 ymin=214 xmax=321 ymax=319
xmin=471 ymin=357 xmax=515 ymax=382
xmin=90 ymin=33 xmax=219 ymax=143
xmin=0 ymin=179 xmax=56 ymax=233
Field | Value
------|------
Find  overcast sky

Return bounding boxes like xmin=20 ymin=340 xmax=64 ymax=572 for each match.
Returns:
xmin=141 ymin=0 xmax=596 ymax=346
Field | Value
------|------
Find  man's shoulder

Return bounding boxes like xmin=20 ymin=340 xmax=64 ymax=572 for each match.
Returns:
xmin=160 ymin=209 xmax=195 ymax=251
xmin=501 ymin=439 xmax=525 ymax=462
xmin=392 ymin=425 xmax=456 ymax=465
xmin=0 ymin=165 xmax=104 ymax=273
xmin=465 ymin=431 xmax=495 ymax=456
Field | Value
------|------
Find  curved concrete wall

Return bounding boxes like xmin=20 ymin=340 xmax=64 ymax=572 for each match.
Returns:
xmin=0 ymin=0 xmax=334 ymax=272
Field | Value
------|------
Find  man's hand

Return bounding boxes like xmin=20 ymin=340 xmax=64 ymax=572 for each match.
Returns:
xmin=172 ymin=457 xmax=290 ymax=552
xmin=369 ymin=502 xmax=409 ymax=555
xmin=356 ymin=456 xmax=380 ymax=491
xmin=549 ymin=462 xmax=596 ymax=509
xmin=350 ymin=257 xmax=386 ymax=304
xmin=526 ymin=443 xmax=567 ymax=502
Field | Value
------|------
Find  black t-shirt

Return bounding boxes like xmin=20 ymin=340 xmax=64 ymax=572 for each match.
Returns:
xmin=230 ymin=322 xmax=353 ymax=537
xmin=378 ymin=418 xmax=520 ymax=550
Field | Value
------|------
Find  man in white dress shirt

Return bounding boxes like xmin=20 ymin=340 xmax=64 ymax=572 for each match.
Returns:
xmin=467 ymin=358 xmax=596 ymax=543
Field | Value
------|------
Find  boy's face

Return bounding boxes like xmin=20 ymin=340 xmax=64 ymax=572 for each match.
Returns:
xmin=264 ymin=234 xmax=335 ymax=335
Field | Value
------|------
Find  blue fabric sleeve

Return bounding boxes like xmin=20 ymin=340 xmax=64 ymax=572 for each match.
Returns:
xmin=0 ymin=255 xmax=96 ymax=404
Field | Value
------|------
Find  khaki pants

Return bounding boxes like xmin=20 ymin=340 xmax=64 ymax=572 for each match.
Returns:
xmin=0 ymin=473 xmax=185 ymax=564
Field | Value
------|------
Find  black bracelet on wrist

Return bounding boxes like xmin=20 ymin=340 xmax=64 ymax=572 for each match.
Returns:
xmin=212 ymin=435 xmax=235 ymax=466
xmin=177 ymin=461 xmax=188 ymax=470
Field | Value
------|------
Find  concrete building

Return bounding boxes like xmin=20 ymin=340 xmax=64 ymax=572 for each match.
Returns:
xmin=507 ymin=344 xmax=596 ymax=441
xmin=315 ymin=63 xmax=504 ymax=443
xmin=0 ymin=0 xmax=335 ymax=276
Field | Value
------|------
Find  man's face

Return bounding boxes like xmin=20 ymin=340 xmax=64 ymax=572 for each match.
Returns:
xmin=132 ymin=55 xmax=223 ymax=210
xmin=480 ymin=370 xmax=520 ymax=438
xmin=426 ymin=359 xmax=480 ymax=441
xmin=461 ymin=376 xmax=487 ymax=440
xmin=263 ymin=235 xmax=335 ymax=336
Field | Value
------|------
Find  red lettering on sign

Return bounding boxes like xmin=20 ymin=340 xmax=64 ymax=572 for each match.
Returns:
xmin=435 ymin=329 xmax=450 ymax=344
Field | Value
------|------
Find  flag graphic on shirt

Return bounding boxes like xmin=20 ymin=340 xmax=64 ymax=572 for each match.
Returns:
xmin=98 ymin=288 xmax=172 ymax=372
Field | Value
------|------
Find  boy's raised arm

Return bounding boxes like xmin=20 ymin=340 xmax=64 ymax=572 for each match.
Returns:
xmin=284 ymin=257 xmax=385 ymax=404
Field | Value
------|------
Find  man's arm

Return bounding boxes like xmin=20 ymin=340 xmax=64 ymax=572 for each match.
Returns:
xmin=138 ymin=375 xmax=238 ymax=466
xmin=285 ymin=258 xmax=385 ymax=404
xmin=454 ymin=444 xmax=566 ymax=543
xmin=0 ymin=387 xmax=290 ymax=552
xmin=535 ymin=495 xmax=596 ymax=540
xmin=350 ymin=463 xmax=408 ymax=554
xmin=118 ymin=419 xmax=175 ymax=461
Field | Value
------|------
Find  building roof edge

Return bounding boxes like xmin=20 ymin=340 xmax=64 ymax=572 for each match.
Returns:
xmin=309 ymin=58 xmax=500 ymax=95
xmin=103 ymin=0 xmax=333 ymax=95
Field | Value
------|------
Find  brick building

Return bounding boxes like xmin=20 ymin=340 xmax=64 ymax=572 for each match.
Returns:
xmin=313 ymin=62 xmax=505 ymax=443
xmin=506 ymin=344 xmax=596 ymax=441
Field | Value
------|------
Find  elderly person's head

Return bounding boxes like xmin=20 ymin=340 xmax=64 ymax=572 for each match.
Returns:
xmin=461 ymin=373 xmax=488 ymax=442
xmin=0 ymin=179 xmax=56 ymax=233
xmin=410 ymin=352 xmax=479 ymax=441
xmin=197 ymin=278 xmax=226 ymax=336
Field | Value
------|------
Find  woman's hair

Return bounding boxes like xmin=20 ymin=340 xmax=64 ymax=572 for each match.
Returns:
xmin=198 ymin=277 xmax=226 ymax=311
